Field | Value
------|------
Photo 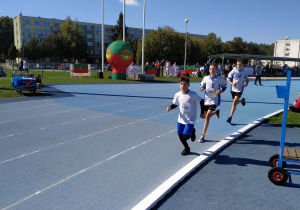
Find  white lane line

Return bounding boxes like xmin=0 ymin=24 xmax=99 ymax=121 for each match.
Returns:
xmin=0 ymin=101 xmax=167 ymax=139
xmin=132 ymin=109 xmax=283 ymax=210
xmin=0 ymin=98 xmax=140 ymax=124
xmin=2 ymin=129 xmax=176 ymax=210
xmin=0 ymin=111 xmax=172 ymax=165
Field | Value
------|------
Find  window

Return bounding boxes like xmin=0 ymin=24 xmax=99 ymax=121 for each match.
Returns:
xmin=95 ymin=35 xmax=100 ymax=39
xmin=35 ymin=30 xmax=41 ymax=34
xmin=286 ymin=48 xmax=290 ymax=51
xmin=96 ymin=50 xmax=100 ymax=55
xmin=23 ymin=20 xmax=30 ymax=25
xmin=24 ymin=29 xmax=31 ymax=34
xmin=87 ymin=42 xmax=93 ymax=46
xmin=285 ymin=53 xmax=290 ymax=56
xmin=53 ymin=23 xmax=59 ymax=27
xmin=286 ymin=43 xmax=290 ymax=46
xmin=104 ymin=35 xmax=109 ymax=40
xmin=24 ymin=38 xmax=31 ymax=42
xmin=87 ymin=34 xmax=93 ymax=38
xmin=88 ymin=50 xmax=93 ymax=54
xmin=95 ymin=27 xmax=101 ymax=31
xmin=137 ymin=31 xmax=142 ymax=35
xmin=96 ymin=42 xmax=101 ymax=47
xmin=34 ymin=21 xmax=41 ymax=25
xmin=87 ymin=26 xmax=92 ymax=30
xmin=43 ymin=30 xmax=50 ymax=35
xmin=104 ymin=28 xmax=108 ymax=32
xmin=43 ymin=22 xmax=50 ymax=26
xmin=131 ymin=30 xmax=136 ymax=35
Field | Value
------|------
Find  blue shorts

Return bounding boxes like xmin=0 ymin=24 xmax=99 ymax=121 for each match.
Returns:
xmin=177 ymin=122 xmax=194 ymax=136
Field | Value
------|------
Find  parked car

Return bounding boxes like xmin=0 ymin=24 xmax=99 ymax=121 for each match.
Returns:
xmin=90 ymin=64 xmax=96 ymax=70
xmin=58 ymin=64 xmax=70 ymax=70
xmin=104 ymin=64 xmax=112 ymax=71
xmin=36 ymin=64 xmax=52 ymax=69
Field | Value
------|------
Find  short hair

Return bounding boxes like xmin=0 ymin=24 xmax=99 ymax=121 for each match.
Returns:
xmin=210 ymin=64 xmax=218 ymax=69
xmin=237 ymin=59 xmax=244 ymax=64
xmin=180 ymin=75 xmax=189 ymax=84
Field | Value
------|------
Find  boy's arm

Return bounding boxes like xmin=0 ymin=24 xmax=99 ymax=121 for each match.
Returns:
xmin=167 ymin=104 xmax=177 ymax=112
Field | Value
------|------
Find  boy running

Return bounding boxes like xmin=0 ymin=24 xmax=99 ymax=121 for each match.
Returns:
xmin=167 ymin=76 xmax=204 ymax=155
xmin=226 ymin=59 xmax=249 ymax=124
xmin=198 ymin=64 xmax=227 ymax=143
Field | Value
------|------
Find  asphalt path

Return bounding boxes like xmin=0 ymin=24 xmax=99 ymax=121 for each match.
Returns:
xmin=0 ymin=79 xmax=299 ymax=209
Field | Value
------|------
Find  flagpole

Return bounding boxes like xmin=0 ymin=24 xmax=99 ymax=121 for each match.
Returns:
xmin=142 ymin=0 xmax=146 ymax=74
xmin=123 ymin=0 xmax=125 ymax=41
xmin=101 ymin=0 xmax=104 ymax=73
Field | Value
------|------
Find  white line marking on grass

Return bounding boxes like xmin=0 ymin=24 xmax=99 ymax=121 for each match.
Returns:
xmin=1 ymin=129 xmax=176 ymax=210
xmin=132 ymin=109 xmax=283 ymax=210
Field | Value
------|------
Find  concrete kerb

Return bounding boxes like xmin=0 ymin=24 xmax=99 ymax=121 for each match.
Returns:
xmin=132 ymin=109 xmax=284 ymax=210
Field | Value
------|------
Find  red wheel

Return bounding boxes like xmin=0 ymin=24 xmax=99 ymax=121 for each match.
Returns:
xmin=269 ymin=154 xmax=287 ymax=168
xmin=268 ymin=167 xmax=288 ymax=185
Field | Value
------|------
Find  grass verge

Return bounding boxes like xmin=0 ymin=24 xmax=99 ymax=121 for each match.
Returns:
xmin=266 ymin=111 xmax=300 ymax=128
xmin=0 ymin=69 xmax=203 ymax=99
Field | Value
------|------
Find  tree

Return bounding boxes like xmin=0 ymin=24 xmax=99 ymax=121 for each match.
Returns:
xmin=60 ymin=16 xmax=88 ymax=61
xmin=26 ymin=37 xmax=40 ymax=61
xmin=114 ymin=12 xmax=128 ymax=40
xmin=187 ymin=37 xmax=207 ymax=65
xmin=136 ymin=26 xmax=185 ymax=64
xmin=0 ymin=16 xmax=14 ymax=59
xmin=8 ymin=43 xmax=18 ymax=60
xmin=205 ymin=32 xmax=222 ymax=56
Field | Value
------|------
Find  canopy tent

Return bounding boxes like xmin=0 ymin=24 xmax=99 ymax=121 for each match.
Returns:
xmin=208 ymin=53 xmax=300 ymax=66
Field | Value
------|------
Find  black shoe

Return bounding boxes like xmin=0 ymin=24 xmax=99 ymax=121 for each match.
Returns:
xmin=216 ymin=109 xmax=220 ymax=119
xmin=226 ymin=117 xmax=232 ymax=124
xmin=191 ymin=128 xmax=196 ymax=142
xmin=181 ymin=147 xmax=190 ymax=155
xmin=241 ymin=98 xmax=246 ymax=106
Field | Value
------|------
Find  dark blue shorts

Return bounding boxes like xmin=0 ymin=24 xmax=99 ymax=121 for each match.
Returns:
xmin=177 ymin=122 xmax=194 ymax=136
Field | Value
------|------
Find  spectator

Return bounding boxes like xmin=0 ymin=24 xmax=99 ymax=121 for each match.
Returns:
xmin=289 ymin=90 xmax=300 ymax=113
xmin=254 ymin=63 xmax=263 ymax=86
xmin=18 ymin=58 xmax=23 ymax=76
xmin=156 ymin=60 xmax=160 ymax=77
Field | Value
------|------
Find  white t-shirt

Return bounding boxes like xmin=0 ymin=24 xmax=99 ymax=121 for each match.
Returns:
xmin=172 ymin=90 xmax=202 ymax=124
xmin=200 ymin=75 xmax=227 ymax=106
xmin=227 ymin=69 xmax=249 ymax=92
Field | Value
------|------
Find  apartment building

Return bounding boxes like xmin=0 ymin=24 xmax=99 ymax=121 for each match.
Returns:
xmin=13 ymin=14 xmax=206 ymax=63
xmin=274 ymin=38 xmax=300 ymax=67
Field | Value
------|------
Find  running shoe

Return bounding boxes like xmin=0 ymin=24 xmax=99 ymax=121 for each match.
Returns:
xmin=181 ymin=147 xmax=190 ymax=155
xmin=198 ymin=134 xmax=205 ymax=143
xmin=216 ymin=109 xmax=220 ymax=119
xmin=226 ymin=117 xmax=232 ymax=124
xmin=191 ymin=128 xmax=196 ymax=142
xmin=241 ymin=98 xmax=246 ymax=106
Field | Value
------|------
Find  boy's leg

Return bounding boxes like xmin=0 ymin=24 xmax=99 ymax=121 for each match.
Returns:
xmin=177 ymin=123 xmax=191 ymax=155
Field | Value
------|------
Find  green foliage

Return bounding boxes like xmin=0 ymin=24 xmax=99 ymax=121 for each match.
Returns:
xmin=0 ymin=16 xmax=14 ymax=59
xmin=136 ymin=26 xmax=185 ymax=64
xmin=205 ymin=32 xmax=222 ymax=56
xmin=8 ymin=43 xmax=18 ymax=60
xmin=114 ymin=12 xmax=128 ymax=41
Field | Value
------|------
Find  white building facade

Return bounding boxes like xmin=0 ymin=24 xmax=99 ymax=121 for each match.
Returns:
xmin=274 ymin=39 xmax=300 ymax=67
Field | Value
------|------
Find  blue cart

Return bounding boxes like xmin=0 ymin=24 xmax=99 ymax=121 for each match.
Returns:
xmin=268 ymin=70 xmax=300 ymax=185
xmin=11 ymin=76 xmax=38 ymax=96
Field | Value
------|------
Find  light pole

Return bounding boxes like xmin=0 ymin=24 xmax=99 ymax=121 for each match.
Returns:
xmin=22 ymin=35 xmax=24 ymax=59
xmin=184 ymin=18 xmax=189 ymax=72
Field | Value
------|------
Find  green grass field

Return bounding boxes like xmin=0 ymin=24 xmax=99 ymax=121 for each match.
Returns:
xmin=267 ymin=111 xmax=300 ymax=128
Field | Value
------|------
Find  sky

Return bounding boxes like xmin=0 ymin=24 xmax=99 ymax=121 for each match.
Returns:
xmin=1 ymin=0 xmax=300 ymax=45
